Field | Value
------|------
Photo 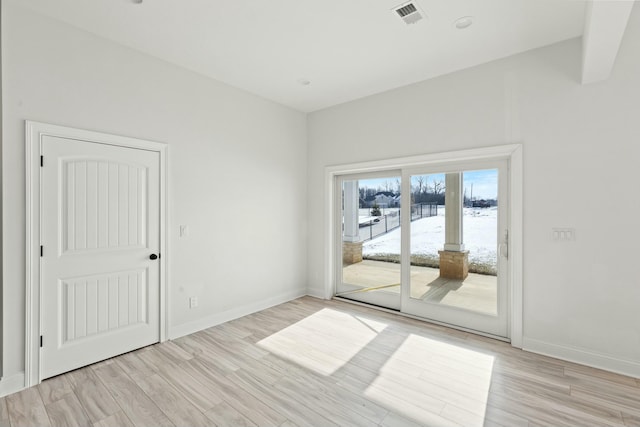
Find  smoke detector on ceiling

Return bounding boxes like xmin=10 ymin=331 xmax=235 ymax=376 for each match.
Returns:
xmin=393 ymin=2 xmax=425 ymax=25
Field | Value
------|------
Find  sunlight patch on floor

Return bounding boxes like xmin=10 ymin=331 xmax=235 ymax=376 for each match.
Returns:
xmin=364 ymin=334 xmax=495 ymax=427
xmin=257 ymin=308 xmax=388 ymax=375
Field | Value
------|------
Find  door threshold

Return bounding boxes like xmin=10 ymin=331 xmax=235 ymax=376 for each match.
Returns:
xmin=332 ymin=296 xmax=510 ymax=343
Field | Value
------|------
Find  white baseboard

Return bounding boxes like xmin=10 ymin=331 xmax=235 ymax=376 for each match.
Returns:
xmin=169 ymin=288 xmax=307 ymax=340
xmin=306 ymin=286 xmax=327 ymax=299
xmin=0 ymin=372 xmax=26 ymax=398
xmin=523 ymin=337 xmax=640 ymax=379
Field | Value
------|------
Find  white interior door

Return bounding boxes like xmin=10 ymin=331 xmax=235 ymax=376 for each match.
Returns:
xmin=40 ymin=135 xmax=161 ymax=379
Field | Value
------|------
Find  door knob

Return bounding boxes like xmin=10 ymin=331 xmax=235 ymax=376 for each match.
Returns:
xmin=149 ymin=254 xmax=159 ymax=260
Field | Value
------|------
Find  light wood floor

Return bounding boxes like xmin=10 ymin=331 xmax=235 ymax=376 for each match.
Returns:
xmin=2 ymin=297 xmax=640 ymax=427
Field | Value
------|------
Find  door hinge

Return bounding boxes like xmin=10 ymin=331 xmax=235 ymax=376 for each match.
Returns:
xmin=40 ymin=245 xmax=43 ymax=257
xmin=41 ymin=155 xmax=44 ymax=167
xmin=40 ymin=336 xmax=43 ymax=347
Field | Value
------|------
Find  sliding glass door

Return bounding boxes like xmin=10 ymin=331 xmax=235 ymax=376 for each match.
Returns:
xmin=335 ymin=159 xmax=509 ymax=339
xmin=401 ymin=160 xmax=508 ymax=337
xmin=335 ymin=172 xmax=402 ymax=310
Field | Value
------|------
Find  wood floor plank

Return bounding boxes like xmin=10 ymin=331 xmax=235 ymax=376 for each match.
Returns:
xmin=5 ymin=387 xmax=52 ymax=427
xmin=65 ymin=367 xmax=121 ymax=423
xmin=204 ymin=401 xmax=257 ymax=427
xmin=170 ymin=336 xmax=205 ymax=359
xmin=92 ymin=411 xmax=134 ymax=427
xmin=273 ymin=376 xmax=379 ymax=427
xmin=379 ymin=411 xmax=425 ymax=427
xmin=569 ymin=374 xmax=640 ymax=402
xmin=115 ymin=351 xmax=158 ymax=381
xmin=187 ymin=333 xmax=243 ymax=373
xmin=243 ymin=346 xmax=389 ymax=425
xmin=565 ymin=365 xmax=640 ymax=388
xmin=622 ymin=412 xmax=640 ymax=427
xmin=215 ymin=321 xmax=253 ymax=339
xmin=46 ymin=393 xmax=91 ymax=427
xmin=257 ymin=353 xmax=389 ymax=424
xmin=483 ymin=405 xmax=530 ymax=427
xmin=229 ymin=369 xmax=339 ymax=427
xmin=135 ymin=347 xmax=177 ymax=372
xmin=0 ymin=397 xmax=8 ymax=420
xmin=136 ymin=374 xmax=211 ymax=427
xmin=195 ymin=334 xmax=282 ymax=385
xmin=92 ymin=363 xmax=173 ymax=427
xmin=156 ymin=361 xmax=224 ymax=412
xmin=571 ymin=385 xmax=640 ymax=418
xmin=440 ymin=403 xmax=495 ymax=427
xmin=180 ymin=358 xmax=286 ymax=427
xmin=38 ymin=375 xmax=74 ymax=405
xmin=153 ymin=341 xmax=194 ymax=365
xmin=203 ymin=327 xmax=269 ymax=360
xmin=487 ymin=388 xmax=623 ymax=427
xmin=490 ymin=378 xmax=624 ymax=426
xmin=0 ymin=397 xmax=10 ymax=427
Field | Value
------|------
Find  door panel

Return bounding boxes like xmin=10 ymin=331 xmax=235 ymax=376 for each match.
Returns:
xmin=401 ymin=161 xmax=509 ymax=338
xmin=41 ymin=135 xmax=160 ymax=379
xmin=336 ymin=174 xmax=402 ymax=310
xmin=62 ymin=160 xmax=147 ymax=252
xmin=60 ymin=269 xmax=148 ymax=344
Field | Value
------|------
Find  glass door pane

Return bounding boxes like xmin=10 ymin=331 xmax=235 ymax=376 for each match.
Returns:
xmin=402 ymin=162 xmax=508 ymax=337
xmin=336 ymin=175 xmax=402 ymax=310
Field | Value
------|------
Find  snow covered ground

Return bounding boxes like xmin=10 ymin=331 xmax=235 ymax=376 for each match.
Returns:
xmin=363 ymin=207 xmax=498 ymax=272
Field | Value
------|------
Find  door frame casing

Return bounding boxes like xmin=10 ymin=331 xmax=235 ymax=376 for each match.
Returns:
xmin=324 ymin=144 xmax=523 ymax=347
xmin=25 ymin=121 xmax=170 ymax=387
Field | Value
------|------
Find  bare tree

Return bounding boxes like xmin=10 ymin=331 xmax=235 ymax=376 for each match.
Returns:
xmin=430 ymin=179 xmax=445 ymax=195
xmin=414 ymin=176 xmax=425 ymax=196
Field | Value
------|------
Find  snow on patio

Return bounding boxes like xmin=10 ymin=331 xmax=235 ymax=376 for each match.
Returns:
xmin=363 ymin=207 xmax=498 ymax=271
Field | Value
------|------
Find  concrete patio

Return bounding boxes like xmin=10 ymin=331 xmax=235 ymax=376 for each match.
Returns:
xmin=341 ymin=259 xmax=497 ymax=315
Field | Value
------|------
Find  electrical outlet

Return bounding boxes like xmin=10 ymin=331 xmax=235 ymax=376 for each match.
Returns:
xmin=189 ymin=296 xmax=198 ymax=308
xmin=179 ymin=225 xmax=189 ymax=238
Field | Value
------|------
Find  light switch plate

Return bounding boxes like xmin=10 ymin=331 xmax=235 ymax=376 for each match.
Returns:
xmin=552 ymin=228 xmax=575 ymax=241
xmin=189 ymin=296 xmax=198 ymax=308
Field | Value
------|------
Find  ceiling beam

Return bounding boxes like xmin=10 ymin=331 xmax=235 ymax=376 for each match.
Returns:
xmin=582 ymin=0 xmax=635 ymax=84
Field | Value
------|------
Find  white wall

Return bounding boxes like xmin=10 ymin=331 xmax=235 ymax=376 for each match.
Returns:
xmin=0 ymin=2 xmax=4 ymax=381
xmin=1 ymin=4 xmax=307 ymax=381
xmin=308 ymin=9 xmax=640 ymax=376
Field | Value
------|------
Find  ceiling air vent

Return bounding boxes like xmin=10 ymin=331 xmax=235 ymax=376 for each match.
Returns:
xmin=394 ymin=2 xmax=423 ymax=25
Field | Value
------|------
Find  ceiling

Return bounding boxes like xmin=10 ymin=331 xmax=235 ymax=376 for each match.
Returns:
xmin=11 ymin=0 xmax=590 ymax=112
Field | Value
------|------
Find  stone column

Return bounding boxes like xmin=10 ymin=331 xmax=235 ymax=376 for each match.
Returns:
xmin=439 ymin=173 xmax=469 ymax=279
xmin=343 ymin=180 xmax=363 ymax=264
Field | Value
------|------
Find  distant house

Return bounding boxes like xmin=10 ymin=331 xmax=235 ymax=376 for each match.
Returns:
xmin=471 ymin=199 xmax=498 ymax=208
xmin=369 ymin=191 xmax=401 ymax=208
